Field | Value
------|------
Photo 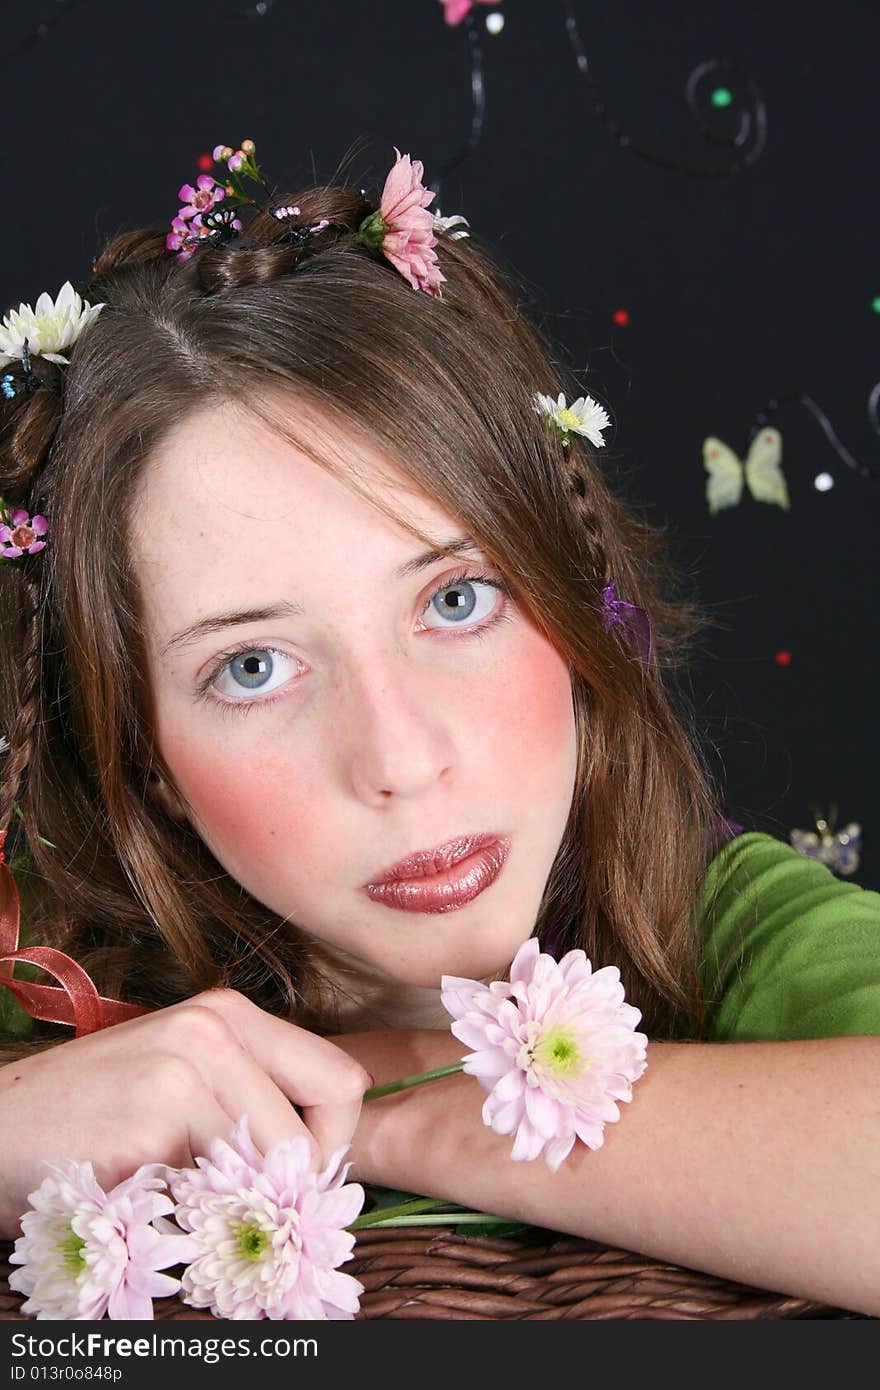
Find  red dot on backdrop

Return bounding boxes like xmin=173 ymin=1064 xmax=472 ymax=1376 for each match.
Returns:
xmin=197 ymin=153 xmax=214 ymax=171
xmin=774 ymin=650 xmax=792 ymax=666
xmin=612 ymin=309 xmax=630 ymax=326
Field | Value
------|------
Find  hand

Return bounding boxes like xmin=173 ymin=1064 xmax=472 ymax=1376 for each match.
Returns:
xmin=0 ymin=988 xmax=373 ymax=1239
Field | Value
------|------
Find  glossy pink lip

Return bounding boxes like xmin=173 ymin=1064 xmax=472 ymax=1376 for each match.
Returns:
xmin=363 ymin=836 xmax=511 ymax=914
xmin=364 ymin=832 xmax=505 ymax=886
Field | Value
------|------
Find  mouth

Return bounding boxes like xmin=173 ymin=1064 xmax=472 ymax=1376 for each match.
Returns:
xmin=363 ymin=834 xmax=511 ymax=914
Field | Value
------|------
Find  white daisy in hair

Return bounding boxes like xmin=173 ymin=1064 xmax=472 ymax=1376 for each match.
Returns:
xmin=433 ymin=208 xmax=471 ymax=239
xmin=0 ymin=281 xmax=106 ymax=368
xmin=534 ymin=390 xmax=612 ymax=448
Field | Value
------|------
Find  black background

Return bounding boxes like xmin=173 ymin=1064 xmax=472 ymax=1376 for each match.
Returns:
xmin=3 ymin=0 xmax=878 ymax=886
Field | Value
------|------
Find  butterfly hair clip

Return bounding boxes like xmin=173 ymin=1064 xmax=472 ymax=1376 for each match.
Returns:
xmin=703 ymin=427 xmax=790 ymax=515
xmin=789 ymin=804 xmax=862 ymax=877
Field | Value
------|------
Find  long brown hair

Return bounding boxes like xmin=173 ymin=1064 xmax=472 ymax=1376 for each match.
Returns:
xmin=0 ymin=178 xmax=731 ymax=1058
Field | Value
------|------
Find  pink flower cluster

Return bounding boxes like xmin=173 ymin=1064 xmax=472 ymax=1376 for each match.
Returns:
xmin=166 ymin=173 xmax=239 ymax=265
xmin=9 ymin=1120 xmax=365 ymax=1321
xmin=0 ymin=508 xmax=48 ymax=560
xmin=166 ymin=141 xmax=260 ymax=263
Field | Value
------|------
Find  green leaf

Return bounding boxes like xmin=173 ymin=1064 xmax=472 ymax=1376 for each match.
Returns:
xmin=362 ymin=1186 xmax=426 ymax=1212
xmin=0 ymin=977 xmax=35 ymax=1040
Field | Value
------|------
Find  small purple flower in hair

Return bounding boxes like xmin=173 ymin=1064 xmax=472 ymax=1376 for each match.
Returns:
xmin=600 ymin=578 xmax=652 ymax=667
xmin=0 ymin=508 xmax=48 ymax=559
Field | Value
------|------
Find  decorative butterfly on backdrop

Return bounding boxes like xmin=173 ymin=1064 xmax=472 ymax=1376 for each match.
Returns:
xmin=703 ymin=427 xmax=790 ymax=515
xmin=789 ymin=805 xmax=862 ymax=877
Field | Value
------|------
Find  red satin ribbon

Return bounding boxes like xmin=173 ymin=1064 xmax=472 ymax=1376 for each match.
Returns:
xmin=0 ymin=826 xmax=149 ymax=1036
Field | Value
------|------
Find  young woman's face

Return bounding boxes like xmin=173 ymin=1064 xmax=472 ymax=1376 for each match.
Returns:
xmin=130 ymin=399 xmax=578 ymax=989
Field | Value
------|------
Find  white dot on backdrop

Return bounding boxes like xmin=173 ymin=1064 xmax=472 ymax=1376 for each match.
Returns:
xmin=486 ymin=12 xmax=505 ymax=34
xmin=814 ymin=472 xmax=834 ymax=492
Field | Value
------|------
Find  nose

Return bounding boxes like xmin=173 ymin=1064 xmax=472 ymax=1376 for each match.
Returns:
xmin=341 ymin=652 xmax=456 ymax=804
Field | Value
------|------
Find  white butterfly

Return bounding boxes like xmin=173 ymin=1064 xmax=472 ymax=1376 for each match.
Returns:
xmin=703 ymin=428 xmax=790 ymax=515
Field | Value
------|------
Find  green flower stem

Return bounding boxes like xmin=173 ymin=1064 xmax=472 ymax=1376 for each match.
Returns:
xmin=217 ymin=155 xmax=273 ymax=207
xmin=363 ymin=1060 xmax=464 ymax=1102
xmin=348 ymin=1196 xmax=454 ymax=1231
xmin=353 ymin=1212 xmax=513 ymax=1231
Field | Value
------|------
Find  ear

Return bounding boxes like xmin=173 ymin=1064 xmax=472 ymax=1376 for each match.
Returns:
xmin=146 ymin=772 xmax=188 ymax=824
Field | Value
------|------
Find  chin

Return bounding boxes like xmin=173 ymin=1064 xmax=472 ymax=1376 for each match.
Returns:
xmin=401 ymin=939 xmax=526 ymax=990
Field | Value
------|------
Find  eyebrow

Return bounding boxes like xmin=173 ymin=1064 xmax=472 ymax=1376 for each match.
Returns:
xmin=160 ymin=536 xmax=482 ymax=655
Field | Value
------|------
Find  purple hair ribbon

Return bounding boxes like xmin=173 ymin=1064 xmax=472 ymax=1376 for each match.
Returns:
xmin=600 ymin=578 xmax=653 ymax=667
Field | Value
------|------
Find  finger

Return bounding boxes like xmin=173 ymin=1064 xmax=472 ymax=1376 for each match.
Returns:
xmin=187 ymin=993 xmax=371 ymax=1157
xmin=184 ymin=1094 xmax=239 ymax=1170
xmin=181 ymin=1023 xmax=327 ymax=1168
xmin=298 ymin=1092 xmax=365 ymax=1171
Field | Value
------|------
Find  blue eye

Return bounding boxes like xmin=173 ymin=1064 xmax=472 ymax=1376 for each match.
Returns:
xmin=422 ymin=574 xmax=500 ymax=628
xmin=229 ymin=650 xmax=275 ymax=689
xmin=209 ymin=648 xmax=300 ymax=702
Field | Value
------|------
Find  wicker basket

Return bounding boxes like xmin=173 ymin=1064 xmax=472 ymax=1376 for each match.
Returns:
xmin=0 ymin=1228 xmax=867 ymax=1320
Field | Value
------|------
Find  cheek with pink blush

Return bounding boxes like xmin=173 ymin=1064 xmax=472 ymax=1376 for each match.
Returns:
xmin=480 ymin=631 xmax=576 ymax=791
xmin=159 ymin=737 xmax=324 ymax=886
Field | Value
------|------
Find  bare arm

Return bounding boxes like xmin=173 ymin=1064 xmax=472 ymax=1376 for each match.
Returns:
xmin=329 ymin=1028 xmax=880 ymax=1318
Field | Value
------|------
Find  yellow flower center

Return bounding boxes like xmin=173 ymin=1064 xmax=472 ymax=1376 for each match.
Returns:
xmin=58 ymin=1230 xmax=87 ymax=1276
xmin=532 ymin=1026 xmax=587 ymax=1076
xmin=232 ymin=1221 xmax=271 ymax=1261
xmin=556 ymin=408 xmax=582 ymax=430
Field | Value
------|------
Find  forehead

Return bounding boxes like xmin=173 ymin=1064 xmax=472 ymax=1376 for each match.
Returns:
xmin=137 ymin=397 xmax=440 ymax=522
xmin=127 ymin=399 xmax=461 ymax=610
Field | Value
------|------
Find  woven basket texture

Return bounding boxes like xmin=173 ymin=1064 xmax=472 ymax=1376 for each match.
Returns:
xmin=0 ymin=1227 xmax=869 ymax=1320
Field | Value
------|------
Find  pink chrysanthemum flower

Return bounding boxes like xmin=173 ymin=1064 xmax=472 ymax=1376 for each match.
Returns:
xmin=168 ymin=1115 xmax=366 ymax=1320
xmin=355 ymin=149 xmax=446 ymax=298
xmin=441 ymin=937 xmax=649 ymax=1172
xmin=0 ymin=508 xmax=48 ymax=558
xmin=8 ymin=1161 xmax=198 ymax=1320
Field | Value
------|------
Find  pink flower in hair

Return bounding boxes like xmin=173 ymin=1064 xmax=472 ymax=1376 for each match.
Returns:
xmin=0 ymin=508 xmax=48 ymax=559
xmin=355 ymin=149 xmax=446 ymax=298
xmin=177 ymin=174 xmax=226 ymax=222
xmin=166 ymin=175 xmax=238 ymax=263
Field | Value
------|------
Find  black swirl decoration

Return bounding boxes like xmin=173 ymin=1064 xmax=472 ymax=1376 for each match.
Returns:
xmin=424 ymin=10 xmax=488 ymax=196
xmin=753 ymin=392 xmax=878 ymax=482
xmin=562 ymin=0 xmax=767 ymax=177
xmin=8 ymin=0 xmax=86 ymax=58
xmin=205 ymin=1 xmax=491 ymax=200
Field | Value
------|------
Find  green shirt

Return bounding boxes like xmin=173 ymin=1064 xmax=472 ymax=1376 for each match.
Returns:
xmin=699 ymin=831 xmax=880 ymax=1041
